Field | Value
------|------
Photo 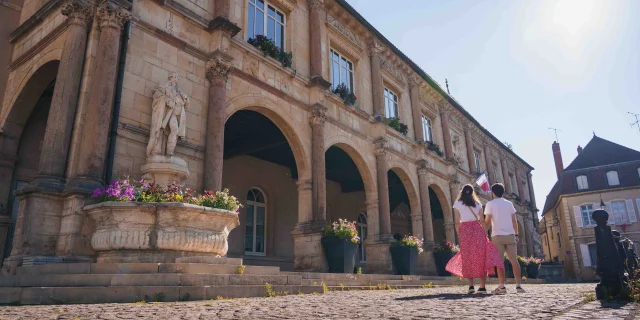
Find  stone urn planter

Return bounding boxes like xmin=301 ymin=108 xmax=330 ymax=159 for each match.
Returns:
xmin=390 ymin=246 xmax=419 ymax=275
xmin=433 ymin=252 xmax=455 ymax=276
xmin=85 ymin=202 xmax=240 ymax=263
xmin=526 ymin=263 xmax=541 ymax=279
xmin=321 ymin=235 xmax=357 ymax=273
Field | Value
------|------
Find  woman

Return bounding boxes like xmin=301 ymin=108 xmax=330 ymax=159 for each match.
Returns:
xmin=445 ymin=184 xmax=504 ymax=294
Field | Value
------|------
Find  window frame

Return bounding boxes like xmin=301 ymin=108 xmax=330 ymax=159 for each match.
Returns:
xmin=610 ymin=200 xmax=628 ymax=225
xmin=384 ymin=87 xmax=399 ymax=119
xmin=329 ymin=49 xmax=355 ymax=93
xmin=557 ymin=232 xmax=561 ymax=249
xmin=473 ymin=150 xmax=481 ymax=174
xmin=247 ymin=0 xmax=286 ymax=50
xmin=576 ymin=175 xmax=589 ymax=191
xmin=588 ymin=243 xmax=597 ymax=267
xmin=421 ymin=115 xmax=433 ymax=142
xmin=245 ymin=188 xmax=267 ymax=256
xmin=580 ymin=204 xmax=596 ymax=227
xmin=606 ymin=170 xmax=620 ymax=187
xmin=356 ymin=213 xmax=367 ymax=263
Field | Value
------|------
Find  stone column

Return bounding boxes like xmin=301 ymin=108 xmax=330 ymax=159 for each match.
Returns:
xmin=527 ymin=172 xmax=537 ymax=209
xmin=34 ymin=0 xmax=92 ymax=189
xmin=70 ymin=1 xmax=131 ymax=191
xmin=447 ymin=181 xmax=459 ymax=243
xmin=374 ymin=137 xmax=391 ymax=238
xmin=203 ymin=55 xmax=232 ymax=192
xmin=516 ymin=168 xmax=526 ymax=199
xmin=416 ymin=160 xmax=434 ymax=245
xmin=524 ymin=217 xmax=535 ymax=257
xmin=291 ymin=179 xmax=326 ymax=272
xmin=214 ymin=0 xmax=230 ymax=18
xmin=307 ymin=0 xmax=330 ymax=87
xmin=484 ymin=144 xmax=495 ymax=183
xmin=464 ymin=126 xmax=476 ymax=174
xmin=370 ymin=44 xmax=384 ymax=118
xmin=439 ymin=107 xmax=454 ymax=160
xmin=500 ymin=158 xmax=511 ymax=193
xmin=310 ymin=104 xmax=327 ymax=222
xmin=409 ymin=77 xmax=424 ymax=141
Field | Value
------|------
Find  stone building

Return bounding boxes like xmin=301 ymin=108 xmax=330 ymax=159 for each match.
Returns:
xmin=0 ymin=0 xmax=540 ymax=274
xmin=540 ymin=136 xmax=640 ymax=281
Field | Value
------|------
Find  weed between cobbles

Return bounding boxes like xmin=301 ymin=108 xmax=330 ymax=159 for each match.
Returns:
xmin=236 ymin=266 xmax=246 ymax=275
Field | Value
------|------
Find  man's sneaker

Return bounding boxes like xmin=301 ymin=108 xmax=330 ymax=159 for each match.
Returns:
xmin=477 ymin=287 xmax=488 ymax=294
xmin=516 ymin=286 xmax=526 ymax=293
xmin=468 ymin=286 xmax=475 ymax=294
xmin=492 ymin=286 xmax=507 ymax=294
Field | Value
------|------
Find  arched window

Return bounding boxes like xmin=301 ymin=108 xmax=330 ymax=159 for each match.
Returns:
xmin=576 ymin=175 xmax=589 ymax=191
xmin=606 ymin=171 xmax=620 ymax=187
xmin=357 ymin=213 xmax=367 ymax=263
xmin=245 ymin=188 xmax=266 ymax=255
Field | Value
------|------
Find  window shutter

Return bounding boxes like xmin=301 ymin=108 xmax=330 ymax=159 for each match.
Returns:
xmin=574 ymin=206 xmax=583 ymax=228
xmin=626 ymin=199 xmax=638 ymax=223
xmin=605 ymin=202 xmax=614 ymax=225
xmin=580 ymin=244 xmax=591 ymax=267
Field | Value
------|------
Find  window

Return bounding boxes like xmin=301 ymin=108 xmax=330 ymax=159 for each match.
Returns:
xmin=245 ymin=188 xmax=266 ymax=255
xmin=611 ymin=201 xmax=628 ymax=225
xmin=384 ymin=88 xmax=399 ymax=118
xmin=576 ymin=175 xmax=589 ymax=191
xmin=580 ymin=204 xmax=596 ymax=227
xmin=588 ymin=244 xmax=597 ymax=267
xmin=492 ymin=162 xmax=499 ymax=181
xmin=473 ymin=151 xmax=481 ymax=174
xmin=557 ymin=232 xmax=561 ymax=249
xmin=247 ymin=0 xmax=285 ymax=49
xmin=357 ymin=213 xmax=367 ymax=263
xmin=637 ymin=167 xmax=640 ymax=179
xmin=606 ymin=171 xmax=620 ymax=187
xmin=509 ymin=174 xmax=516 ymax=194
xmin=330 ymin=49 xmax=354 ymax=92
xmin=421 ymin=115 xmax=433 ymax=142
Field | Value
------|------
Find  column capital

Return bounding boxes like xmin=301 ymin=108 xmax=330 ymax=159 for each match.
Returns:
xmin=61 ymin=0 xmax=93 ymax=27
xmin=309 ymin=104 xmax=327 ymax=127
xmin=416 ymin=159 xmax=430 ymax=175
xmin=368 ymin=40 xmax=383 ymax=57
xmin=96 ymin=1 xmax=131 ymax=30
xmin=307 ymin=0 xmax=324 ymax=10
xmin=206 ymin=55 xmax=233 ymax=81
xmin=409 ymin=75 xmax=422 ymax=89
xmin=373 ymin=137 xmax=388 ymax=156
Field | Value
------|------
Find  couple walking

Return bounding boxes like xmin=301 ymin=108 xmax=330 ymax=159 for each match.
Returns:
xmin=445 ymin=183 xmax=525 ymax=294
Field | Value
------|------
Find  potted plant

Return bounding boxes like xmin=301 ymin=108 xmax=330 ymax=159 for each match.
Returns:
xmin=247 ymin=35 xmax=294 ymax=68
xmin=390 ymin=235 xmax=424 ymax=275
xmin=85 ymin=179 xmax=242 ymax=263
xmin=322 ymin=219 xmax=360 ymax=273
xmin=332 ymin=83 xmax=357 ymax=106
xmin=526 ymin=257 xmax=543 ymax=279
xmin=385 ymin=117 xmax=409 ymax=136
xmin=433 ymin=241 xmax=459 ymax=276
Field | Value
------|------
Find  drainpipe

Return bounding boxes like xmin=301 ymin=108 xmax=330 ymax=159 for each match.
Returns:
xmin=105 ymin=0 xmax=132 ymax=183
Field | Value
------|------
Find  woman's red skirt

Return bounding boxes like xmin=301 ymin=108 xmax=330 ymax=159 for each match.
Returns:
xmin=445 ymin=221 xmax=504 ymax=278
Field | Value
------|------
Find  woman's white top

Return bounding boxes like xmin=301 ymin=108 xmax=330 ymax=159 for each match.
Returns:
xmin=453 ymin=200 xmax=482 ymax=223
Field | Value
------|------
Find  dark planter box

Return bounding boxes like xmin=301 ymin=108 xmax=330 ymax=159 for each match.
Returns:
xmin=527 ymin=264 xmax=540 ymax=279
xmin=321 ymin=236 xmax=357 ymax=273
xmin=433 ymin=251 xmax=455 ymax=276
xmin=390 ymin=246 xmax=419 ymax=275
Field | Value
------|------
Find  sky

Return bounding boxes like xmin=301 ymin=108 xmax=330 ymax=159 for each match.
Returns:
xmin=346 ymin=0 xmax=640 ymax=216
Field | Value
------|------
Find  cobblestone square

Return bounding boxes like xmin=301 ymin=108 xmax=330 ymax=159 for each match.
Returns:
xmin=0 ymin=284 xmax=637 ymax=319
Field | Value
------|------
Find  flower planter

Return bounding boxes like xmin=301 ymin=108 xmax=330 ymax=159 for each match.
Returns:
xmin=433 ymin=251 xmax=455 ymax=276
xmin=85 ymin=202 xmax=240 ymax=263
xmin=321 ymin=235 xmax=357 ymax=273
xmin=526 ymin=263 xmax=540 ymax=279
xmin=390 ymin=246 xmax=419 ymax=275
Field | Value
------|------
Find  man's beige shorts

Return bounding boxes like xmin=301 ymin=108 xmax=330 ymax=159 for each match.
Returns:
xmin=491 ymin=234 xmax=517 ymax=261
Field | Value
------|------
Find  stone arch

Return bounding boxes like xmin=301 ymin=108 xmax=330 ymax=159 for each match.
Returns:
xmin=225 ymin=94 xmax=310 ymax=179
xmin=323 ymin=134 xmax=376 ymax=200
xmin=428 ymin=183 xmax=454 ymax=243
xmin=387 ymin=165 xmax=420 ymax=216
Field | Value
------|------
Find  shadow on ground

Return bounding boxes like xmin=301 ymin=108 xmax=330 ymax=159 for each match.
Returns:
xmin=396 ymin=294 xmax=493 ymax=301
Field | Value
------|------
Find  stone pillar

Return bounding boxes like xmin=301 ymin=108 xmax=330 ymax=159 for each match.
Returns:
xmin=291 ymin=178 xmax=326 ymax=272
xmin=527 ymin=172 xmax=537 ymax=209
xmin=464 ymin=126 xmax=476 ymax=174
xmin=524 ymin=217 xmax=535 ymax=257
xmin=203 ymin=55 xmax=232 ymax=192
xmin=370 ymin=44 xmax=384 ymax=118
xmin=307 ymin=0 xmax=330 ymax=88
xmin=484 ymin=144 xmax=495 ymax=183
xmin=516 ymin=168 xmax=526 ymax=199
xmin=70 ymin=1 xmax=131 ymax=191
xmin=310 ymin=104 xmax=327 ymax=222
xmin=500 ymin=158 xmax=511 ymax=193
xmin=296 ymin=179 xmax=312 ymax=224
xmin=416 ymin=160 xmax=434 ymax=246
xmin=374 ymin=137 xmax=391 ymax=238
xmin=439 ymin=107 xmax=454 ymax=160
xmin=214 ymin=0 xmax=230 ymax=18
xmin=409 ymin=77 xmax=424 ymax=141
xmin=34 ymin=0 xmax=92 ymax=189
xmin=447 ymin=181 xmax=459 ymax=243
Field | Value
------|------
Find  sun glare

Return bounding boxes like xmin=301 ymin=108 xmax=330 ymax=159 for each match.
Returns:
xmin=551 ymin=0 xmax=599 ymax=35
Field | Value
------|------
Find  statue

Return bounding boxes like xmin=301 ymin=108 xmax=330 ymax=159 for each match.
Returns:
xmin=593 ymin=209 xmax=628 ymax=300
xmin=146 ymin=72 xmax=189 ymax=157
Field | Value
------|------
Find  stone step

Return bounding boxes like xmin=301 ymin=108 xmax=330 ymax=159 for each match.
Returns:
xmin=0 ymin=285 xmax=323 ymax=305
xmin=16 ymin=263 xmax=280 ymax=276
xmin=1 ymin=274 xmax=301 ymax=287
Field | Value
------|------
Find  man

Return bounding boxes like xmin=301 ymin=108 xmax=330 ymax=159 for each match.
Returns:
xmin=484 ymin=183 xmax=525 ymax=294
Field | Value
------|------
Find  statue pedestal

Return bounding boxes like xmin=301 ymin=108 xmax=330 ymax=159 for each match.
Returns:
xmin=141 ymin=155 xmax=190 ymax=187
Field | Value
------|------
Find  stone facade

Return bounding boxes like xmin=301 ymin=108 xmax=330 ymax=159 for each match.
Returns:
xmin=0 ymin=0 xmax=540 ymax=274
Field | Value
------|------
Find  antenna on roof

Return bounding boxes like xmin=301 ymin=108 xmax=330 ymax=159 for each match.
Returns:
xmin=629 ymin=112 xmax=640 ymax=133
xmin=445 ymin=78 xmax=450 ymax=95
xmin=548 ymin=127 xmax=562 ymax=142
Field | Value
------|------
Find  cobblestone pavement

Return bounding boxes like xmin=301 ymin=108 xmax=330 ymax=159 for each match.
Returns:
xmin=0 ymin=284 xmax=637 ymax=319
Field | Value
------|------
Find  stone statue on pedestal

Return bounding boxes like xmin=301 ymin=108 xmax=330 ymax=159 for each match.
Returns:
xmin=593 ymin=209 xmax=628 ymax=300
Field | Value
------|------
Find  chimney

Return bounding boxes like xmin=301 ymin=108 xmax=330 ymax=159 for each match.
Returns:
xmin=577 ymin=145 xmax=583 ymax=154
xmin=552 ymin=141 xmax=564 ymax=178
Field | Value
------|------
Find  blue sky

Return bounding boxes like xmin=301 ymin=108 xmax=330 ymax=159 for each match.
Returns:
xmin=346 ymin=0 xmax=640 ymax=215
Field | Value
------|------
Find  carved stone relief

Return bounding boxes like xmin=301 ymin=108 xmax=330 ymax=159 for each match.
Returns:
xmin=327 ymin=13 xmax=361 ymax=47
xmin=380 ymin=58 xmax=405 ymax=83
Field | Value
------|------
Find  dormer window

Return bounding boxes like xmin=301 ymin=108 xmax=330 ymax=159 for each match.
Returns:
xmin=576 ymin=175 xmax=589 ymax=191
xmin=606 ymin=171 xmax=620 ymax=187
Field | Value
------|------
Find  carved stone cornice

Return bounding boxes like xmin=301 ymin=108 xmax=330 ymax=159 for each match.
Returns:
xmin=61 ymin=0 xmax=93 ymax=27
xmin=416 ymin=159 xmax=430 ymax=176
xmin=409 ymin=75 xmax=423 ymax=89
xmin=309 ymin=104 xmax=327 ymax=127
xmin=207 ymin=16 xmax=241 ymax=36
xmin=327 ymin=13 xmax=361 ymax=47
xmin=380 ymin=57 xmax=406 ymax=84
xmin=9 ymin=0 xmax=63 ymax=43
xmin=373 ymin=137 xmax=388 ymax=156
xmin=96 ymin=1 xmax=131 ymax=30
xmin=205 ymin=54 xmax=233 ymax=80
